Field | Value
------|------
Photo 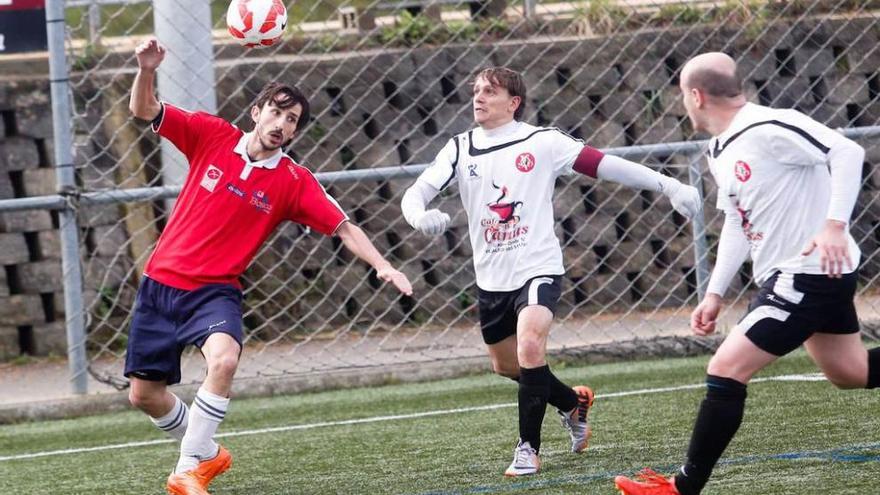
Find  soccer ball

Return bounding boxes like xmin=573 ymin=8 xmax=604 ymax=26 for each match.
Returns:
xmin=226 ymin=0 xmax=288 ymax=48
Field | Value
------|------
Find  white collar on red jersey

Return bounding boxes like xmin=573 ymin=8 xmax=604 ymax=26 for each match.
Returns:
xmin=235 ymin=132 xmax=284 ymax=180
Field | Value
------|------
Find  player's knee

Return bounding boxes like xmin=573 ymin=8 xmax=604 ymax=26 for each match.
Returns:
xmin=491 ymin=360 xmax=519 ymax=379
xmin=516 ymin=340 xmax=543 ymax=366
xmin=706 ymin=353 xmax=744 ymax=380
xmin=128 ymin=388 xmax=158 ymax=412
xmin=207 ymin=353 xmax=239 ymax=379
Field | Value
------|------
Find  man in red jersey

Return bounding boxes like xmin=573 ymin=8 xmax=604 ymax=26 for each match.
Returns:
xmin=126 ymin=38 xmax=412 ymax=495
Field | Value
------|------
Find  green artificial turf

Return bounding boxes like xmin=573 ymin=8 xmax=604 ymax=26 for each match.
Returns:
xmin=1 ymin=352 xmax=878 ymax=494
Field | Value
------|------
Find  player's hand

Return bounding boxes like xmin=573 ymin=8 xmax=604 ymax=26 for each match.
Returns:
xmin=801 ymin=220 xmax=852 ymax=278
xmin=691 ymin=293 xmax=723 ymax=336
xmin=414 ymin=209 xmax=450 ymax=236
xmin=135 ymin=38 xmax=166 ymax=71
xmin=376 ymin=265 xmax=413 ymax=296
xmin=664 ymin=181 xmax=702 ymax=221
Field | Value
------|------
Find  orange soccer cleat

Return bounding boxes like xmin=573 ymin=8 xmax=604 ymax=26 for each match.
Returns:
xmin=166 ymin=445 xmax=232 ymax=494
xmin=614 ymin=468 xmax=681 ymax=495
xmin=193 ymin=445 xmax=232 ymax=488
xmin=166 ymin=471 xmax=209 ymax=495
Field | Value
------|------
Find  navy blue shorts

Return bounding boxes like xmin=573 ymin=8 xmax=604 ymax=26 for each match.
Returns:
xmin=124 ymin=277 xmax=243 ymax=385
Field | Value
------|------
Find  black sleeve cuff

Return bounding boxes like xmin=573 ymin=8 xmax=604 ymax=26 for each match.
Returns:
xmin=150 ymin=103 xmax=165 ymax=131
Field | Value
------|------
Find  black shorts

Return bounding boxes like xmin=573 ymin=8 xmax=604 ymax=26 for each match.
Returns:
xmin=739 ymin=270 xmax=859 ymax=356
xmin=477 ymin=275 xmax=562 ymax=345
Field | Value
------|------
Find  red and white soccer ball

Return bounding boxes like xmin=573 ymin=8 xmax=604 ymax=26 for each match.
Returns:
xmin=226 ymin=0 xmax=288 ymax=48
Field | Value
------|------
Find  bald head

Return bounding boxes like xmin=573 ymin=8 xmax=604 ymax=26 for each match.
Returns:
xmin=681 ymin=52 xmax=743 ymax=98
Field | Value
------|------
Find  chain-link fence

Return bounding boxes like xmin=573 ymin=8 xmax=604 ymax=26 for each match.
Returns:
xmin=4 ymin=0 xmax=880 ymax=393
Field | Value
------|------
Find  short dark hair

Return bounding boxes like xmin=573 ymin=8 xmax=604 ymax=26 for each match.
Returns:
xmin=253 ymin=82 xmax=310 ymax=133
xmin=686 ymin=68 xmax=743 ymax=98
xmin=475 ymin=67 xmax=527 ymax=120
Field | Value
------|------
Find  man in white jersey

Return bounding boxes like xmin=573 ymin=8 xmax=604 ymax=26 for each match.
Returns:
xmin=615 ymin=52 xmax=879 ymax=495
xmin=401 ymin=67 xmax=702 ymax=476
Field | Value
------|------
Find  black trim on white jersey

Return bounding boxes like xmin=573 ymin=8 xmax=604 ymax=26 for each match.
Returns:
xmin=467 ymin=127 xmax=559 ymax=156
xmin=711 ymin=120 xmax=830 ymax=158
xmin=438 ymin=136 xmax=459 ymax=191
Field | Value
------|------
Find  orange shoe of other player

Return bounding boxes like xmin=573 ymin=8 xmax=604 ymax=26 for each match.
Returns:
xmin=614 ymin=468 xmax=681 ymax=495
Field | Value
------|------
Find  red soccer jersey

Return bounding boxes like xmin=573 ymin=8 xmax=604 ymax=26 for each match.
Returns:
xmin=143 ymin=103 xmax=348 ymax=290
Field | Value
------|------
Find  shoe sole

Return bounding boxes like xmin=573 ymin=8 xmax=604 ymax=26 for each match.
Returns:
xmin=166 ymin=482 xmax=208 ymax=495
xmin=503 ymin=469 xmax=539 ymax=477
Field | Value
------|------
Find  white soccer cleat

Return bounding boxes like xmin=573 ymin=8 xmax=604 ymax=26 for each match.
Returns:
xmin=503 ymin=439 xmax=541 ymax=477
xmin=558 ymin=385 xmax=595 ymax=453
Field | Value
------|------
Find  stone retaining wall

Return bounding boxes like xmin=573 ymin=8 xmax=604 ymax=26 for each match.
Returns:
xmin=2 ymin=17 xmax=880 ymax=360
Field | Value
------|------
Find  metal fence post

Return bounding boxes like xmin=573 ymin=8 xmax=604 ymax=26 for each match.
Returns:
xmin=153 ymin=0 xmax=217 ymax=207
xmin=46 ymin=0 xmax=88 ymax=394
xmin=686 ymin=151 xmax=710 ymax=301
xmin=523 ymin=0 xmax=536 ymax=18
xmin=88 ymin=1 xmax=101 ymax=47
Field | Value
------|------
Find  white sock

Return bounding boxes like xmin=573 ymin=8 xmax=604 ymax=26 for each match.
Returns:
xmin=149 ymin=394 xmax=188 ymax=442
xmin=175 ymin=387 xmax=228 ymax=474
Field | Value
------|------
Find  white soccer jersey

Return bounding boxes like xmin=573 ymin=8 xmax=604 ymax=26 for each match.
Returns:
xmin=708 ymin=102 xmax=861 ymax=284
xmin=418 ymin=120 xmax=587 ymax=291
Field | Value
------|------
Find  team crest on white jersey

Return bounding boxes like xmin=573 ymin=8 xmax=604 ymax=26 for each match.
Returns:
xmin=515 ymin=152 xmax=535 ymax=173
xmin=734 ymin=160 xmax=751 ymax=182
xmin=200 ymin=165 xmax=223 ymax=192
xmin=467 ymin=163 xmax=480 ymax=179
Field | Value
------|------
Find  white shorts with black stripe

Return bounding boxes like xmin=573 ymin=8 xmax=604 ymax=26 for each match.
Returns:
xmin=477 ymin=275 xmax=562 ymax=345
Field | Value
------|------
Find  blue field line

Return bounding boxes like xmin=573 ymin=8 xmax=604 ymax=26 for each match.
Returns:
xmin=415 ymin=443 xmax=880 ymax=495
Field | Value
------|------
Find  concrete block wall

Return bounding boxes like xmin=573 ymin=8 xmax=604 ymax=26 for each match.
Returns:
xmin=0 ymin=80 xmax=66 ymax=360
xmin=3 ymin=17 xmax=880 ymax=353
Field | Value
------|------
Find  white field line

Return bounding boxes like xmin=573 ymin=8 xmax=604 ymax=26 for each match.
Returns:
xmin=0 ymin=373 xmax=825 ymax=462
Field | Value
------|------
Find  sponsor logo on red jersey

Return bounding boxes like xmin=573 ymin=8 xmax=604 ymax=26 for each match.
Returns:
xmin=200 ymin=165 xmax=223 ymax=192
xmin=226 ymin=183 xmax=245 ymax=198
xmin=250 ymin=190 xmax=272 ymax=214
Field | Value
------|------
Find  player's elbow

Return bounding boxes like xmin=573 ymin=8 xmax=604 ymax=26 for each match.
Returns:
xmin=130 ymin=101 xmax=160 ymax=122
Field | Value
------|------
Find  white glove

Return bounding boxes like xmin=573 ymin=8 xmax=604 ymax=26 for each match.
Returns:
xmin=414 ymin=209 xmax=450 ymax=236
xmin=663 ymin=180 xmax=702 ymax=221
